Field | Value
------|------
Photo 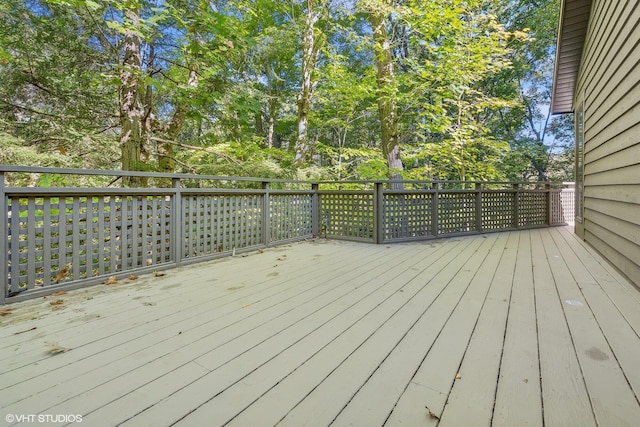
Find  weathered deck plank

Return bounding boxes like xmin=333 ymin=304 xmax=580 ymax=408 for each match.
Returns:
xmin=542 ymin=228 xmax=640 ymax=426
xmin=531 ymin=229 xmax=595 ymax=427
xmin=1 ymin=227 xmax=640 ymax=427
xmin=492 ymin=230 xmax=543 ymax=427
xmin=437 ymin=232 xmax=518 ymax=427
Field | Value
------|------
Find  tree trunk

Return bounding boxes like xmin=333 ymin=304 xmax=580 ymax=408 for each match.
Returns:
xmin=267 ymin=107 xmax=276 ymax=149
xmin=368 ymin=8 xmax=403 ymax=184
xmin=294 ymin=0 xmax=321 ymax=168
xmin=119 ymin=8 xmax=146 ymax=187
xmin=158 ymin=64 xmax=198 ymax=174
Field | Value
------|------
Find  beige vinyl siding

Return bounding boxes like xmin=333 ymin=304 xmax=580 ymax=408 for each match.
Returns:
xmin=575 ymin=0 xmax=640 ymax=287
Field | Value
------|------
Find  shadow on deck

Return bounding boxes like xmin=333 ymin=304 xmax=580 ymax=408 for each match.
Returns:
xmin=1 ymin=226 xmax=639 ymax=426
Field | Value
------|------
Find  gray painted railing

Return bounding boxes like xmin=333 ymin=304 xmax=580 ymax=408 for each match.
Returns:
xmin=560 ymin=182 xmax=575 ymax=225
xmin=1 ymin=166 xmax=568 ymax=304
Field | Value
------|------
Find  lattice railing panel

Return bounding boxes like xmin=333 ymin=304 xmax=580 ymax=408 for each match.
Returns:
xmin=550 ymin=191 xmax=565 ymax=225
xmin=518 ymin=192 xmax=547 ymax=226
xmin=183 ymin=194 xmax=263 ymax=258
xmin=482 ymin=192 xmax=515 ymax=230
xmin=320 ymin=192 xmax=374 ymax=241
xmin=438 ymin=192 xmax=476 ymax=235
xmin=6 ymin=195 xmax=173 ymax=294
xmin=383 ymin=193 xmax=433 ymax=240
xmin=269 ymin=194 xmax=313 ymax=243
xmin=560 ymin=188 xmax=575 ymax=223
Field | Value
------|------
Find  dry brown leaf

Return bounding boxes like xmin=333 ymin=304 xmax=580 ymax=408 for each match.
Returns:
xmin=153 ymin=271 xmax=166 ymax=277
xmin=258 ymin=248 xmax=264 ymax=254
xmin=128 ymin=275 xmax=139 ymax=281
xmin=425 ymin=405 xmax=440 ymax=420
xmin=55 ymin=265 xmax=71 ymax=284
xmin=45 ymin=341 xmax=70 ymax=355
xmin=0 ymin=308 xmax=16 ymax=316
xmin=455 ymin=372 xmax=462 ymax=380
xmin=49 ymin=299 xmax=64 ymax=306
xmin=242 ymin=303 xmax=252 ymax=308
xmin=51 ymin=291 xmax=67 ymax=296
xmin=104 ymin=276 xmax=118 ymax=285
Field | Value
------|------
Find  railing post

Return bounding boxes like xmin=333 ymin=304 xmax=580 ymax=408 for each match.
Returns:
xmin=432 ymin=182 xmax=439 ymax=238
xmin=546 ymin=183 xmax=552 ymax=226
xmin=172 ymin=178 xmax=182 ymax=266
xmin=311 ymin=183 xmax=319 ymax=237
xmin=374 ymin=182 xmax=384 ymax=244
xmin=512 ymin=183 xmax=520 ymax=229
xmin=262 ymin=182 xmax=270 ymax=245
xmin=475 ymin=182 xmax=483 ymax=232
xmin=0 ymin=171 xmax=6 ymax=304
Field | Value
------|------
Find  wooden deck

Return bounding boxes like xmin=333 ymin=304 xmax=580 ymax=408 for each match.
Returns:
xmin=1 ymin=226 xmax=640 ymax=427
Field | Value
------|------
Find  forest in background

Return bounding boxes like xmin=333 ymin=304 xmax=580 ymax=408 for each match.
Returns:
xmin=0 ymin=0 xmax=573 ymax=186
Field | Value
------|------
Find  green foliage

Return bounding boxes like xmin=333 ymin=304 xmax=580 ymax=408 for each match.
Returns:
xmin=0 ymin=0 xmax=570 ymax=184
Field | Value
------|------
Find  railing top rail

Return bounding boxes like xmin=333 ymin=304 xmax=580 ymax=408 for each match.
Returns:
xmin=315 ymin=179 xmax=570 ymax=186
xmin=0 ymin=165 xmax=574 ymax=188
xmin=0 ymin=165 xmax=312 ymax=185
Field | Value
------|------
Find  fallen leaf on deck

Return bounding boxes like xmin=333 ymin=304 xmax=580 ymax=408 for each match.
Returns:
xmin=104 ymin=276 xmax=118 ymax=285
xmin=425 ymin=405 xmax=440 ymax=420
xmin=242 ymin=303 xmax=252 ymax=308
xmin=153 ymin=271 xmax=166 ymax=277
xmin=45 ymin=341 xmax=70 ymax=355
xmin=0 ymin=308 xmax=16 ymax=316
xmin=258 ymin=249 xmax=264 ymax=253
xmin=128 ymin=275 xmax=139 ymax=281
xmin=49 ymin=299 xmax=64 ymax=306
xmin=51 ymin=291 xmax=67 ymax=296
xmin=455 ymin=372 xmax=462 ymax=379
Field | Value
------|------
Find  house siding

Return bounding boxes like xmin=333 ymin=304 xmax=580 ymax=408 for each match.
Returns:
xmin=574 ymin=0 xmax=640 ymax=287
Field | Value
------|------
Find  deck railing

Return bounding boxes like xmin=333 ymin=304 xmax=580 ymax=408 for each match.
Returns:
xmin=1 ymin=166 xmax=570 ymax=303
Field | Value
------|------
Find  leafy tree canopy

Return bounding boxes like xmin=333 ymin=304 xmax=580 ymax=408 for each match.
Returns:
xmin=0 ymin=0 xmax=573 ymax=186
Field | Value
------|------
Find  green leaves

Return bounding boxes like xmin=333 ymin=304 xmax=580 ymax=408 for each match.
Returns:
xmin=0 ymin=0 xmax=565 ymax=184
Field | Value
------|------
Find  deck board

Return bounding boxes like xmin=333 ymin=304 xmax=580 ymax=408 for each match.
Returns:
xmin=531 ymin=229 xmax=595 ymax=427
xmin=492 ymin=230 xmax=543 ymax=427
xmin=438 ymin=232 xmax=517 ymax=427
xmin=1 ymin=227 xmax=640 ymax=427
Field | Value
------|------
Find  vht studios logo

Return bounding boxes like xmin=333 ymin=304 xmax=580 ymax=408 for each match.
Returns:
xmin=5 ymin=414 xmax=83 ymax=424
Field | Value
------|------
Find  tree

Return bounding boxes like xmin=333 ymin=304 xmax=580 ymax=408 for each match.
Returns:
xmin=294 ymin=0 xmax=327 ymax=168
xmin=361 ymin=0 xmax=403 ymax=180
xmin=396 ymin=0 xmax=522 ymax=182
xmin=493 ymin=0 xmax=574 ymax=182
xmin=0 ymin=0 xmax=570 ymax=184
